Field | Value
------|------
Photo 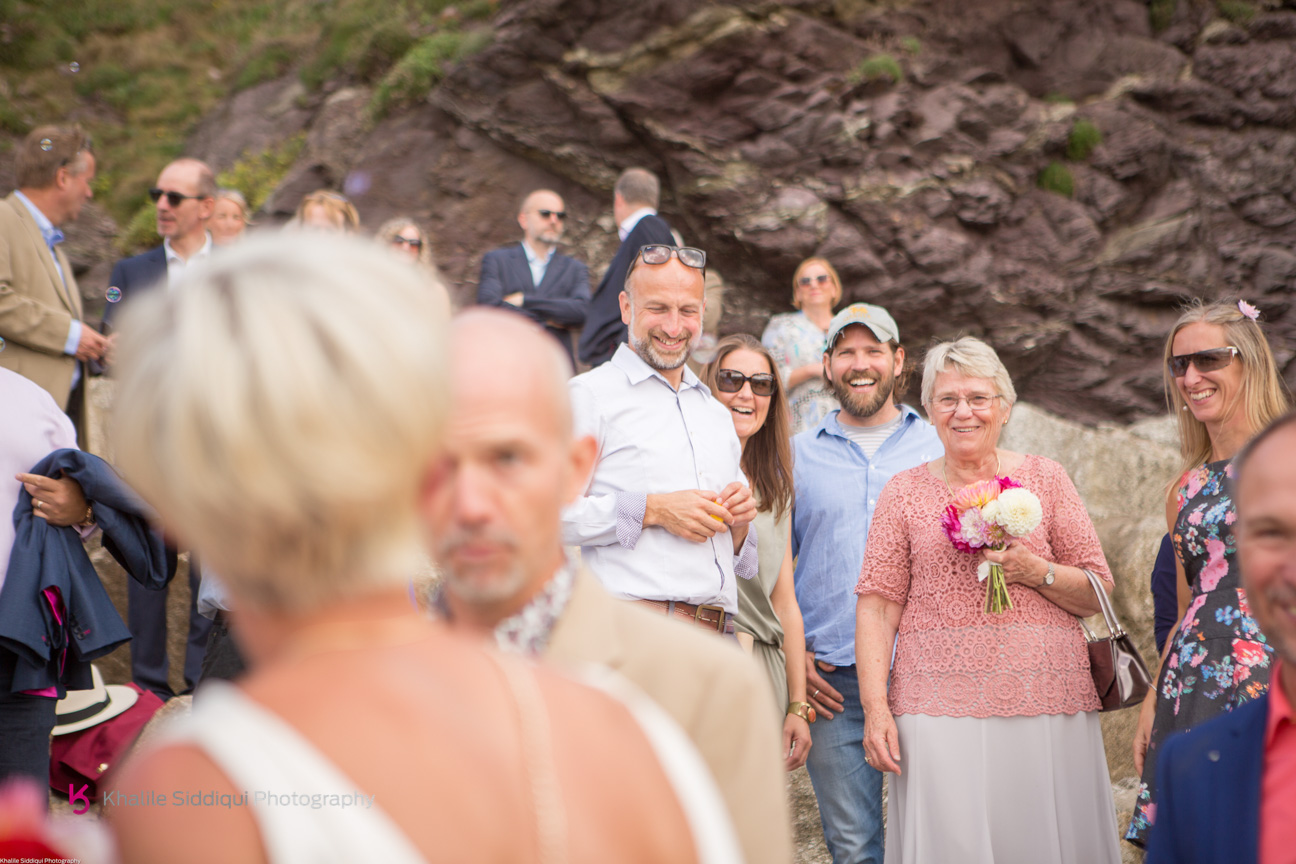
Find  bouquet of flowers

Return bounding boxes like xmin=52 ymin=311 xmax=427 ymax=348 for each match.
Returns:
xmin=940 ymin=476 xmax=1044 ymax=614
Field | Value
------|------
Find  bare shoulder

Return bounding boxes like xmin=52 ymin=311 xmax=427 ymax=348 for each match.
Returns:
xmin=108 ymin=743 xmax=266 ymax=864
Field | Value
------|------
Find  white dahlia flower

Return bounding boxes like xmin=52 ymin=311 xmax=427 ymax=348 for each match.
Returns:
xmin=993 ymin=488 xmax=1043 ymax=537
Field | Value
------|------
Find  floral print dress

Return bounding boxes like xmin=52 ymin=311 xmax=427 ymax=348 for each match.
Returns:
xmin=1125 ymin=459 xmax=1273 ymax=845
xmin=761 ymin=311 xmax=839 ymax=436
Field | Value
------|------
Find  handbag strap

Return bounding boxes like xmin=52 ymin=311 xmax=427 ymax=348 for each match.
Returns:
xmin=1080 ymin=568 xmax=1125 ymax=639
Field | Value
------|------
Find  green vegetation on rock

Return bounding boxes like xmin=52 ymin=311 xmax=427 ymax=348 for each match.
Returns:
xmin=900 ymin=37 xmax=922 ymax=56
xmin=0 ymin=0 xmax=496 ymax=229
xmin=216 ymin=134 xmax=307 ymax=213
xmin=1066 ymin=119 xmax=1103 ymax=161
xmin=1038 ymin=162 xmax=1075 ymax=198
xmin=1216 ymin=0 xmax=1256 ymax=24
xmin=848 ymin=54 xmax=904 ymax=86
xmin=1149 ymin=0 xmax=1178 ymax=32
xmin=370 ymin=29 xmax=492 ymax=118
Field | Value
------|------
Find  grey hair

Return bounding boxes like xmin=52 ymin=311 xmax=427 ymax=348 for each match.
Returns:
xmin=921 ymin=337 xmax=1017 ymax=407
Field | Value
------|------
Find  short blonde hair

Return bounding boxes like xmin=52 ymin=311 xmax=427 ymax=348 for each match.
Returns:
xmin=791 ymin=257 xmax=843 ymax=308
xmin=112 ymin=233 xmax=450 ymax=614
xmin=295 ymin=189 xmax=360 ymax=232
xmin=921 ymin=337 xmax=1017 ymax=408
xmin=214 ymin=188 xmax=252 ymax=223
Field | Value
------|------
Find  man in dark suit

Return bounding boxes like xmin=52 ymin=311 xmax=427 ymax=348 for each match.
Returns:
xmin=1146 ymin=412 xmax=1296 ymax=864
xmin=577 ymin=168 xmax=675 ymax=368
xmin=104 ymin=157 xmax=217 ymax=699
xmin=476 ymin=189 xmax=589 ymax=367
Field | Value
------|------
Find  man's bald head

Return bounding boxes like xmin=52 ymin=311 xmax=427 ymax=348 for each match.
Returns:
xmin=427 ymin=309 xmax=594 ymax=628
xmin=451 ymin=309 xmax=573 ymax=440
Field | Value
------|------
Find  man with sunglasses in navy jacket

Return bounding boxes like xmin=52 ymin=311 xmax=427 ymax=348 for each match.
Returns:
xmin=577 ymin=167 xmax=675 ymax=368
xmin=102 ymin=158 xmax=217 ymax=700
xmin=477 ymin=189 xmax=590 ymax=368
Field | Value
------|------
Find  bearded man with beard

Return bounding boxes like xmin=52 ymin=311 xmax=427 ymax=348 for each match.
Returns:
xmin=561 ymin=244 xmax=760 ymax=636
xmin=790 ymin=303 xmax=941 ymax=864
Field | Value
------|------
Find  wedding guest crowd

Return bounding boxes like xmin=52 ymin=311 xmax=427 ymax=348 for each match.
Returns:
xmin=4 ymin=117 xmax=1296 ymax=864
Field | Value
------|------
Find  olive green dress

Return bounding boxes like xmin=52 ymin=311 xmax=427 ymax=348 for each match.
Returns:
xmin=736 ymin=509 xmax=789 ymax=715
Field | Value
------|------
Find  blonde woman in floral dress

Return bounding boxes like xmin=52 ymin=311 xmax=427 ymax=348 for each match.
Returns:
xmin=1125 ymin=299 xmax=1290 ymax=846
xmin=855 ymin=337 xmax=1119 ymax=864
xmin=761 ymin=258 xmax=841 ymax=435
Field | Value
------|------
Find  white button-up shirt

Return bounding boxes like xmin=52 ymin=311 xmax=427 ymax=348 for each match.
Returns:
xmin=164 ymin=233 xmax=212 ymax=288
xmin=562 ymin=344 xmax=757 ymax=614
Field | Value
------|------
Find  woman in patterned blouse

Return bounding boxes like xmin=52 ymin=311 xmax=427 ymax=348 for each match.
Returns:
xmin=760 ymin=258 xmax=842 ymax=435
xmin=855 ymin=337 xmax=1120 ymax=864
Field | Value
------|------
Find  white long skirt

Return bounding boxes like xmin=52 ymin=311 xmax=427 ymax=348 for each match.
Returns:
xmin=885 ymin=712 xmax=1120 ymax=864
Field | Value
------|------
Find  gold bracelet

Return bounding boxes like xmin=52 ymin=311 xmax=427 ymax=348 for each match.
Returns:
xmin=787 ymin=701 xmax=816 ymax=723
xmin=79 ymin=503 xmax=94 ymax=526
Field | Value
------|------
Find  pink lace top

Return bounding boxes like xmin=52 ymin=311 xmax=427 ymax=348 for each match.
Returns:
xmin=855 ymin=455 xmax=1112 ymax=718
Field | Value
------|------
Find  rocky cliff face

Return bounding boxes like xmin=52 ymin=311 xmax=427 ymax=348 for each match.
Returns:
xmin=75 ymin=0 xmax=1292 ymax=428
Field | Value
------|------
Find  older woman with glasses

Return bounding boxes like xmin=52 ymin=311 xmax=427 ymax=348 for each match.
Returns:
xmin=701 ymin=334 xmax=813 ymax=771
xmin=855 ymin=336 xmax=1120 ymax=864
xmin=1125 ymin=299 xmax=1290 ymax=847
xmin=761 ymin=257 xmax=843 ymax=435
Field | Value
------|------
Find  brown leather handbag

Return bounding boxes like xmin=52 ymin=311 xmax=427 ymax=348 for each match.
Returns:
xmin=1080 ymin=568 xmax=1153 ymax=711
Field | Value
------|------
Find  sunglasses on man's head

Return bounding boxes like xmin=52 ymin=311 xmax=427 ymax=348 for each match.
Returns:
xmin=537 ymin=209 xmax=567 ymax=221
xmin=715 ymin=369 xmax=776 ymax=397
xmin=1167 ymin=346 xmax=1240 ymax=378
xmin=391 ymin=236 xmax=423 ymax=249
xmin=148 ymin=188 xmax=206 ymax=207
xmin=798 ymin=274 xmax=831 ymax=287
xmin=637 ymin=244 xmax=706 ymax=270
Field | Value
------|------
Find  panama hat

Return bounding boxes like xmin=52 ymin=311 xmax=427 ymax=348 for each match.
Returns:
xmin=52 ymin=665 xmax=138 ymax=736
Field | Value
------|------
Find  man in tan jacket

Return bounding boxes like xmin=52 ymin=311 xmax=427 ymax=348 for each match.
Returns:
xmin=423 ymin=308 xmax=791 ymax=864
xmin=0 ymin=124 xmax=108 ymax=434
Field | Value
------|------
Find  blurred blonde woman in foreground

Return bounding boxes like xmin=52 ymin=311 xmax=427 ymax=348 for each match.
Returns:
xmin=106 ymin=234 xmax=737 ymax=864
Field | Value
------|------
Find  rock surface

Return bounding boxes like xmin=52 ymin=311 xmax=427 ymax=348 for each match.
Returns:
xmin=179 ymin=0 xmax=1294 ymax=427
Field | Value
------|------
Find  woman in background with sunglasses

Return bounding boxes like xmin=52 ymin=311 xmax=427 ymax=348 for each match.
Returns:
xmin=1126 ymin=298 xmax=1291 ymax=847
xmin=761 ymin=258 xmax=843 ymax=435
xmin=375 ymin=217 xmax=452 ymax=317
xmin=701 ymin=335 xmax=814 ymax=771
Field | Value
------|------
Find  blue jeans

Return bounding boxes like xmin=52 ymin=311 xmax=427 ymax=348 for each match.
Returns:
xmin=804 ymin=664 xmax=883 ymax=864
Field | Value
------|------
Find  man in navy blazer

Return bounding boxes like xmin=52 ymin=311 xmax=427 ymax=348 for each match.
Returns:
xmin=476 ymin=189 xmax=589 ymax=367
xmin=102 ymin=158 xmax=217 ymax=699
xmin=577 ymin=168 xmax=676 ymax=368
xmin=1146 ymin=412 xmax=1296 ymax=864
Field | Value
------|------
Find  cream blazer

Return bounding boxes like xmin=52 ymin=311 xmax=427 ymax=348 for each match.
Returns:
xmin=547 ymin=569 xmax=792 ymax=864
xmin=0 ymin=192 xmax=83 ymax=411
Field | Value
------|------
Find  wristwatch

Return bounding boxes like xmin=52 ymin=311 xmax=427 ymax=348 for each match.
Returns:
xmin=1042 ymin=561 xmax=1056 ymax=587
xmin=787 ymin=701 xmax=816 ymax=724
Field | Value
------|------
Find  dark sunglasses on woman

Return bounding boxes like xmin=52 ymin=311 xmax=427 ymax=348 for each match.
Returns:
xmin=715 ymin=369 xmax=776 ymax=397
xmin=1167 ymin=346 xmax=1239 ymax=378
xmin=391 ymin=236 xmax=423 ymax=250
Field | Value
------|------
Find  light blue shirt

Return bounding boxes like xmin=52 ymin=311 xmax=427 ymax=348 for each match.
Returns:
xmin=561 ymin=344 xmax=757 ymax=614
xmin=520 ymin=240 xmax=553 ymax=288
xmin=13 ymin=191 xmax=81 ymax=383
xmin=791 ymin=406 xmax=941 ymax=666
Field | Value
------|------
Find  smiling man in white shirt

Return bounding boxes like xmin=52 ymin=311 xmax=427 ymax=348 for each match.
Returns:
xmin=563 ymin=244 xmax=758 ymax=635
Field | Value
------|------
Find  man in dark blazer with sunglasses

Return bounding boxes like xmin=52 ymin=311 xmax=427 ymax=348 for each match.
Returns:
xmin=577 ymin=168 xmax=675 ymax=369
xmin=477 ymin=189 xmax=590 ymax=368
xmin=102 ymin=158 xmax=217 ymax=700
xmin=102 ymin=158 xmax=215 ymax=332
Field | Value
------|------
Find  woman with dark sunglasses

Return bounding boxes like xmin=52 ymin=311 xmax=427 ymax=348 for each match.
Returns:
xmin=761 ymin=258 xmax=843 ymax=435
xmin=1126 ymin=299 xmax=1292 ymax=847
xmin=701 ymin=334 xmax=814 ymax=772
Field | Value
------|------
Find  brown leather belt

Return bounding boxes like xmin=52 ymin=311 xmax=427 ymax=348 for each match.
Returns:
xmin=636 ymin=599 xmax=735 ymax=635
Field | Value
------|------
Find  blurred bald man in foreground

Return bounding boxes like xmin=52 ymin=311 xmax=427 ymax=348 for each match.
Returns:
xmin=424 ymin=309 xmax=791 ymax=864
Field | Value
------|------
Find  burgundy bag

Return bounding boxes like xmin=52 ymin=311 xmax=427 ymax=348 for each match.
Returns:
xmin=1079 ymin=568 xmax=1152 ymax=712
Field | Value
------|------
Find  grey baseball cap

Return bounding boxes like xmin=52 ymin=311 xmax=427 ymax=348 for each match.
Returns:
xmin=825 ymin=303 xmax=899 ymax=351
